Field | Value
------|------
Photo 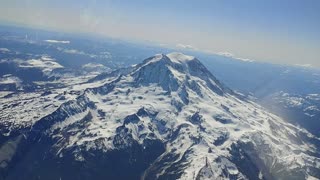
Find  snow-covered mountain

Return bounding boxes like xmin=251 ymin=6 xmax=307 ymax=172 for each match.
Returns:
xmin=1 ymin=53 xmax=320 ymax=180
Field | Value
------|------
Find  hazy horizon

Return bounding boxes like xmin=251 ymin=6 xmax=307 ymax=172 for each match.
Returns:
xmin=1 ymin=0 xmax=319 ymax=67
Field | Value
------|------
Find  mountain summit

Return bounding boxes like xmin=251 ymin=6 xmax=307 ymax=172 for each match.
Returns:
xmin=133 ymin=52 xmax=228 ymax=95
xmin=1 ymin=53 xmax=320 ymax=180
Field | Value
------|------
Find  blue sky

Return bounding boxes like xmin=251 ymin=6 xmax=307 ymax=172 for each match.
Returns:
xmin=0 ymin=0 xmax=319 ymax=67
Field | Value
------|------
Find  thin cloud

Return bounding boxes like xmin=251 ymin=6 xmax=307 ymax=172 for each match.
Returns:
xmin=216 ymin=51 xmax=255 ymax=62
xmin=295 ymin=64 xmax=313 ymax=68
xmin=216 ymin=52 xmax=234 ymax=57
xmin=44 ymin=40 xmax=70 ymax=44
xmin=176 ymin=43 xmax=198 ymax=50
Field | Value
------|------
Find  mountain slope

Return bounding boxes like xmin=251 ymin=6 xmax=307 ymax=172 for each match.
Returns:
xmin=1 ymin=53 xmax=320 ymax=180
